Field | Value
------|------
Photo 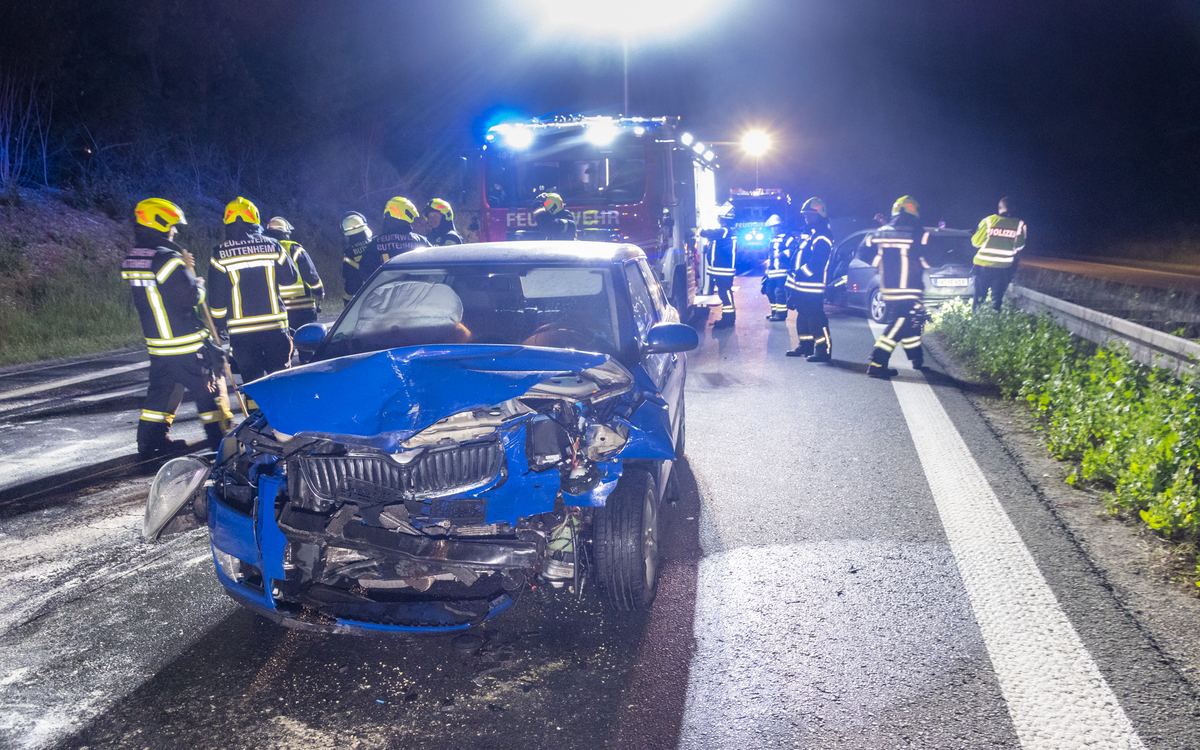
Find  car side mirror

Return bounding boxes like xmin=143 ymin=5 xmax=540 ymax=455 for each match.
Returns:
xmin=294 ymin=323 xmax=327 ymax=359
xmin=643 ymin=322 xmax=699 ymax=354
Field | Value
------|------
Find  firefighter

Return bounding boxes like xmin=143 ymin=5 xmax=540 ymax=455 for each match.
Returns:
xmin=341 ymin=211 xmax=373 ymax=302
xmin=866 ymin=195 xmax=930 ymax=378
xmin=700 ymin=204 xmax=738 ymax=329
xmin=208 ymin=197 xmax=300 ymax=392
xmin=121 ymin=198 xmax=231 ymax=457
xmin=265 ymin=216 xmax=325 ymax=330
xmin=423 ymin=198 xmax=464 ymax=246
xmin=531 ymin=192 xmax=577 ymax=240
xmin=761 ymin=214 xmax=791 ymax=321
xmin=359 ymin=197 xmax=432 ymax=280
xmin=784 ymin=198 xmax=835 ymax=361
xmin=971 ymin=196 xmax=1027 ymax=311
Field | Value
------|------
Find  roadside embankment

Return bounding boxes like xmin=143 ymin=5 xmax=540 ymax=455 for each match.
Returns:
xmin=0 ymin=190 xmax=346 ymax=366
xmin=929 ymin=298 xmax=1200 ymax=590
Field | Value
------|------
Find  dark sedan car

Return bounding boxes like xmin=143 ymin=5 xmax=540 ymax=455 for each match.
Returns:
xmin=145 ymin=242 xmax=697 ymax=634
xmin=827 ymin=227 xmax=976 ymax=321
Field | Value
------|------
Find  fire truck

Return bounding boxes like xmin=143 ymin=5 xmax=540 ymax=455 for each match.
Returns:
xmin=467 ymin=115 xmax=720 ymax=315
xmin=728 ymin=188 xmax=791 ymax=264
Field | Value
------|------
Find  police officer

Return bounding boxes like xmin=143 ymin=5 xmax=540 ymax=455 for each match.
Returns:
xmin=785 ymin=198 xmax=835 ymax=361
xmin=122 ymin=199 xmax=231 ymax=457
xmin=341 ymin=211 xmax=373 ymax=302
xmin=424 ymin=198 xmax=464 ymax=246
xmin=360 ymin=197 xmax=432 ymax=280
xmin=866 ymin=195 xmax=929 ymax=378
xmin=208 ymin=197 xmax=299 ymax=391
xmin=700 ymin=204 xmax=738 ymax=329
xmin=265 ymin=216 xmax=325 ymax=330
xmin=762 ymin=214 xmax=791 ymax=321
xmin=531 ymin=192 xmax=577 ymax=240
xmin=971 ymin=196 xmax=1027 ymax=311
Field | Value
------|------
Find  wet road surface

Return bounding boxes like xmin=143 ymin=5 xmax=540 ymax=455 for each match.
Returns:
xmin=2 ymin=283 xmax=1199 ymax=749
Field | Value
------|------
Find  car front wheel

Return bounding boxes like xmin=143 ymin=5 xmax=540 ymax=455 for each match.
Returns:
xmin=869 ymin=287 xmax=887 ymax=323
xmin=593 ymin=468 xmax=659 ymax=611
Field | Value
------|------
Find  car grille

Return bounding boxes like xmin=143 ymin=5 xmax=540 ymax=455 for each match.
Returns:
xmin=296 ymin=442 xmax=504 ymax=500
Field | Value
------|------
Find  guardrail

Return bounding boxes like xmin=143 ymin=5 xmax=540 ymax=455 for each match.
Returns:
xmin=1008 ymin=284 xmax=1200 ymax=377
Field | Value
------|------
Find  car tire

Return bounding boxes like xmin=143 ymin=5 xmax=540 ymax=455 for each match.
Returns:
xmin=593 ymin=468 xmax=659 ymax=611
xmin=869 ymin=287 xmax=887 ymax=323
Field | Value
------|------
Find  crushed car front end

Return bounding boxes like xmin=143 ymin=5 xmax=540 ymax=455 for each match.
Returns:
xmin=203 ymin=344 xmax=674 ymax=634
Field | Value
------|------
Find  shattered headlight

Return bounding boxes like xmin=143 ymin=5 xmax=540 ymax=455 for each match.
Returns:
xmin=213 ymin=547 xmax=243 ymax=582
xmin=584 ymin=422 xmax=628 ymax=460
xmin=143 ymin=456 xmax=211 ymax=540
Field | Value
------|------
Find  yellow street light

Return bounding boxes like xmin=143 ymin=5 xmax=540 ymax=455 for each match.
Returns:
xmin=742 ymin=130 xmax=770 ymax=188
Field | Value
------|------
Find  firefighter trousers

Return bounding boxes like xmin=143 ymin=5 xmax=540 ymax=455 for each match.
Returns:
xmin=763 ymin=276 xmax=788 ymax=315
xmin=869 ymin=300 xmax=925 ymax=371
xmin=710 ymin=275 xmax=735 ymax=318
xmin=231 ymin=328 xmax=293 ymax=389
xmin=792 ymin=294 xmax=831 ymax=357
xmin=138 ymin=351 xmax=231 ymax=454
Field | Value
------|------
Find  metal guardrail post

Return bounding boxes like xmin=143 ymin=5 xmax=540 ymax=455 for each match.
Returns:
xmin=1008 ymin=284 xmax=1200 ymax=377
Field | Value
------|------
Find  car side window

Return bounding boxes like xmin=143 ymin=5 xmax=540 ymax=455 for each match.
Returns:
xmin=635 ymin=259 xmax=669 ymax=318
xmin=855 ymin=237 xmax=876 ymax=263
xmin=625 ymin=262 xmax=658 ymax=340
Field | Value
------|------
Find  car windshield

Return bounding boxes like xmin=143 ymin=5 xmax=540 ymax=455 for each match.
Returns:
xmin=323 ymin=264 xmax=622 ymax=359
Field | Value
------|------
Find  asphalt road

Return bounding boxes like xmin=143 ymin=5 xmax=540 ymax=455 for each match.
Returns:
xmin=2 ymin=284 xmax=1199 ymax=749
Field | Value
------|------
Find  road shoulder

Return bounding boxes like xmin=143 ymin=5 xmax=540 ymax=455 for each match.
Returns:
xmin=925 ymin=333 xmax=1200 ymax=694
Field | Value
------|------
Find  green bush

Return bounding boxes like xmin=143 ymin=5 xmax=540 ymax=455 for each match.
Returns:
xmin=930 ymin=298 xmax=1200 ymax=583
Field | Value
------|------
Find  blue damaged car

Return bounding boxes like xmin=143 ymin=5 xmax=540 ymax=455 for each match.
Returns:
xmin=143 ymin=242 xmax=697 ymax=634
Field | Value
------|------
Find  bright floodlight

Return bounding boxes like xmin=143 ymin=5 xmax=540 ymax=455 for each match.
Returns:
xmin=586 ymin=121 xmax=620 ymax=145
xmin=742 ymin=130 xmax=770 ymax=156
xmin=505 ymin=127 xmax=534 ymax=150
xmin=692 ymin=142 xmax=705 ymax=155
xmin=517 ymin=0 xmax=721 ymax=37
xmin=704 ymin=150 xmax=714 ymax=161
xmin=680 ymin=132 xmax=694 ymax=146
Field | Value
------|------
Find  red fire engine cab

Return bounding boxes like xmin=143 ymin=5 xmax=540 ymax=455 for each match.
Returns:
xmin=469 ymin=115 xmax=720 ymax=316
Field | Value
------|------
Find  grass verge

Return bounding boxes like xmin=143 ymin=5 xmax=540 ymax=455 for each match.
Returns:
xmin=929 ymin=297 xmax=1200 ymax=589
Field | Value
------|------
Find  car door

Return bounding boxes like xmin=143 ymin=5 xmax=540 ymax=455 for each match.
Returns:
xmin=846 ymin=232 xmax=879 ymax=309
xmin=627 ymin=259 xmax=683 ymax=441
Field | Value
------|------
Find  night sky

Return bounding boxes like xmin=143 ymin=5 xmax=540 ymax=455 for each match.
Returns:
xmin=3 ymin=0 xmax=1199 ymax=252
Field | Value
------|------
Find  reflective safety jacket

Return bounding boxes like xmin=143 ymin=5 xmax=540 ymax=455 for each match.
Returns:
xmin=360 ymin=230 xmax=432 ymax=280
xmin=208 ymin=225 xmax=299 ymax=336
xmin=971 ymin=213 xmax=1027 ymax=267
xmin=699 ymin=226 xmax=737 ymax=277
xmin=342 ymin=234 xmax=372 ymax=301
xmin=765 ymin=231 xmax=794 ymax=279
xmin=121 ymin=241 xmax=208 ymax=356
xmin=427 ymin=221 xmax=464 ymax=246
xmin=785 ymin=225 xmax=834 ymax=295
xmin=866 ymin=214 xmax=929 ymax=304
xmin=277 ymin=239 xmax=325 ymax=312
xmin=532 ymin=208 xmax=577 ymax=240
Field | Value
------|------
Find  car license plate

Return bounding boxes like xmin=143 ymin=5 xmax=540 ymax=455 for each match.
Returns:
xmin=934 ymin=277 xmax=970 ymax=287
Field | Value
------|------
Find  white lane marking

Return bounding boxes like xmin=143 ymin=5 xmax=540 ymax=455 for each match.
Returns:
xmin=0 ymin=361 xmax=148 ymax=401
xmin=869 ymin=321 xmax=1145 ymax=749
xmin=75 ymin=384 xmax=146 ymax=403
xmin=0 ymin=385 xmax=146 ymax=416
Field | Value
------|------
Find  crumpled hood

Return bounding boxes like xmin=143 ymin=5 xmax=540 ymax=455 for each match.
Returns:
xmin=245 ymin=345 xmax=615 ymax=441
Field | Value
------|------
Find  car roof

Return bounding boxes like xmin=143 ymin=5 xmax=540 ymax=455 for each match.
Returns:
xmin=383 ymin=241 xmax=646 ymax=268
xmin=834 ymin=226 xmax=971 ymax=246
